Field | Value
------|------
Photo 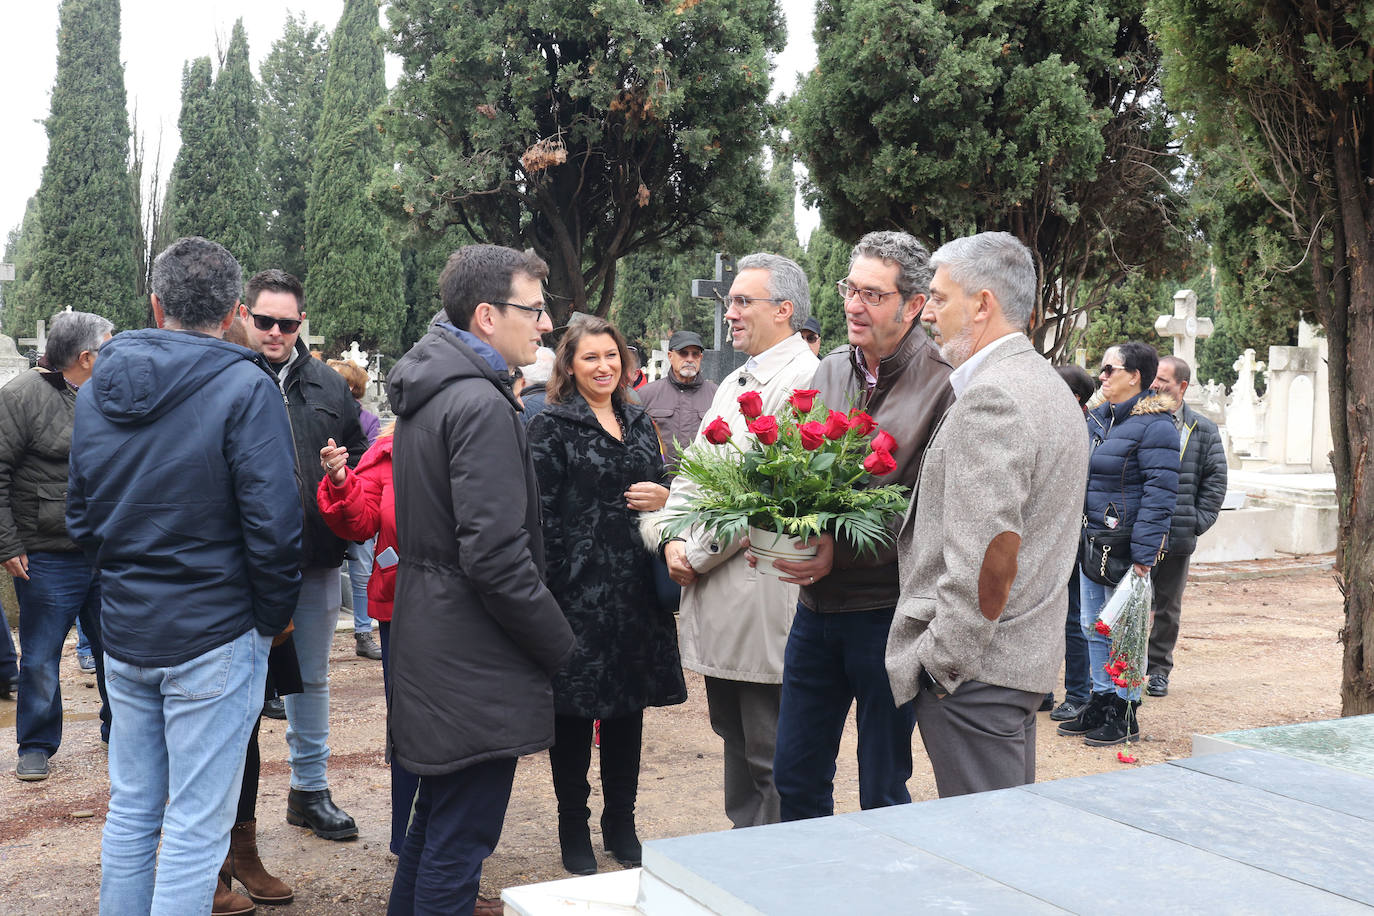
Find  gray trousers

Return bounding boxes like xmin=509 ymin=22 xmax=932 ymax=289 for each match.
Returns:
xmin=704 ymin=676 xmax=781 ymax=828
xmin=914 ymin=679 xmax=1041 ymax=798
xmin=1148 ymin=551 xmax=1191 ymax=677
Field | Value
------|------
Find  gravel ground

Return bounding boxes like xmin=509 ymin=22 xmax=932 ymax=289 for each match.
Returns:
xmin=0 ymin=558 xmax=1345 ymax=914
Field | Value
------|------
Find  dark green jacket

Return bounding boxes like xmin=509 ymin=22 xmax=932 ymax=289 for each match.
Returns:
xmin=0 ymin=368 xmax=80 ymax=559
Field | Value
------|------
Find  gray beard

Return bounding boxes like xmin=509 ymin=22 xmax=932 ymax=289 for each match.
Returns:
xmin=940 ymin=325 xmax=976 ymax=367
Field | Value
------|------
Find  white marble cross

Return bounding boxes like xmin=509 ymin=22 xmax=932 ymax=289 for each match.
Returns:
xmin=341 ymin=340 xmax=369 ymax=368
xmin=1155 ymin=289 xmax=1214 ymax=370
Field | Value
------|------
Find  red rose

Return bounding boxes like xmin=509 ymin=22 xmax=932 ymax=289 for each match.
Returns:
xmin=823 ymin=410 xmax=850 ymax=440
xmin=703 ymin=416 xmax=732 ymax=445
xmin=789 ymin=389 xmax=820 ymax=413
xmin=871 ymin=429 xmax=898 ymax=454
xmin=1111 ymin=676 xmax=1127 ymax=687
xmin=848 ymin=410 xmax=878 ymax=436
xmin=798 ymin=421 xmax=826 ymax=450
xmin=863 ymin=448 xmax=897 ymax=476
xmin=1094 ymin=620 xmax=1111 ymax=635
xmin=737 ymin=390 xmax=763 ymax=420
xmin=747 ymin=415 xmax=780 ymax=446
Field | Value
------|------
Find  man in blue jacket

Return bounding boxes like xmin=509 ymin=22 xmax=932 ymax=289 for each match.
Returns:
xmin=67 ymin=236 xmax=303 ymax=914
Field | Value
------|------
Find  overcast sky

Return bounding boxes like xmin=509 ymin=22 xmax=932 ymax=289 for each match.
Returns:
xmin=0 ymin=1 xmax=819 ymax=251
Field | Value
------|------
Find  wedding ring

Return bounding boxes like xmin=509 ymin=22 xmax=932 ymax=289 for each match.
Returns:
xmin=808 ymin=576 xmax=814 ymax=584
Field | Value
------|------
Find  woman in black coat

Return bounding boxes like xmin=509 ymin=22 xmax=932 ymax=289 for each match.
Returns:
xmin=527 ymin=317 xmax=687 ymax=876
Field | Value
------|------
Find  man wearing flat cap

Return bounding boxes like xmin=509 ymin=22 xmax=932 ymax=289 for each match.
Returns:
xmin=800 ymin=317 xmax=823 ymax=357
xmin=639 ymin=330 xmax=718 ymax=475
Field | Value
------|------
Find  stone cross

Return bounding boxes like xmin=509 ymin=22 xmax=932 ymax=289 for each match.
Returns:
xmin=17 ymin=318 xmax=47 ymax=355
xmin=1155 ymin=289 xmax=1213 ymax=371
xmin=299 ymin=319 xmax=326 ymax=351
xmin=341 ymin=340 xmax=369 ymax=368
xmin=690 ymin=253 xmax=737 ymax=351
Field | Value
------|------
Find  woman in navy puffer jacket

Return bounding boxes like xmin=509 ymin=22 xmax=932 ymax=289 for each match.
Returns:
xmin=1058 ymin=341 xmax=1178 ymax=748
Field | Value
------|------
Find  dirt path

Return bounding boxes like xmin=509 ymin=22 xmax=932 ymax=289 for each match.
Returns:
xmin=0 ymin=559 xmax=1345 ymax=914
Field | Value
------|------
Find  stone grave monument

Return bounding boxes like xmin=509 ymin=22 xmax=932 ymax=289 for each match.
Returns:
xmin=1154 ymin=288 xmax=1213 ymax=403
xmin=689 ymin=254 xmax=747 ymax=383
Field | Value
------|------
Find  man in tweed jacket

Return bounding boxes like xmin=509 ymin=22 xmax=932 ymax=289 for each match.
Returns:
xmin=886 ymin=232 xmax=1089 ymax=798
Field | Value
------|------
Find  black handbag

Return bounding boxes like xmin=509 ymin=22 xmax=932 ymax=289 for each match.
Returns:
xmin=1082 ymin=525 xmax=1132 ymax=586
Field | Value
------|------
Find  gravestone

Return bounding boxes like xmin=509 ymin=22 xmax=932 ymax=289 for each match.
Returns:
xmin=1265 ymin=341 xmax=1322 ymax=472
xmin=1155 ymin=289 xmax=1213 ymax=401
xmin=1227 ymin=348 xmax=1266 ymax=457
xmin=0 ymin=333 xmax=29 ymax=390
xmin=690 ymin=254 xmax=747 ymax=383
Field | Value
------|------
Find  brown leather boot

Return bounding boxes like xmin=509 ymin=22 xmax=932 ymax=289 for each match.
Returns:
xmin=213 ymin=875 xmax=255 ymax=916
xmin=224 ymin=819 xmax=294 ymax=905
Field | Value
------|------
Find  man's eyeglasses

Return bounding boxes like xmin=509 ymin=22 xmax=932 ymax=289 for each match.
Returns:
xmin=1100 ymin=364 xmax=1128 ymax=377
xmin=724 ymin=295 xmax=787 ymax=310
xmin=490 ymin=300 xmax=546 ymax=322
xmin=247 ymin=312 xmax=302 ymax=334
xmin=836 ymin=280 xmax=899 ymax=307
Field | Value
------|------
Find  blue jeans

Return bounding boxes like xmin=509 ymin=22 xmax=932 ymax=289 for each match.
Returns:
xmin=14 ymin=550 xmax=110 ymax=754
xmin=346 ymin=539 xmax=374 ymax=634
xmin=380 ymin=621 xmax=419 ymax=855
xmin=1079 ymin=573 xmax=1141 ymax=701
xmin=0 ymin=614 xmax=17 ymax=686
xmin=388 ymin=756 xmax=517 ymax=916
xmin=76 ymin=616 xmax=93 ymax=659
xmin=100 ymin=627 xmax=270 ymax=916
xmin=774 ymin=604 xmax=915 ymax=821
xmin=1063 ymin=566 xmax=1090 ymax=704
xmin=284 ymin=566 xmax=341 ymax=790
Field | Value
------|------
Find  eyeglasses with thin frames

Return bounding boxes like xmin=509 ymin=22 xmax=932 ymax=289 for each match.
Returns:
xmin=489 ymin=300 xmax=546 ymax=323
xmin=836 ymin=280 xmax=899 ymax=307
xmin=247 ymin=312 xmax=302 ymax=334
xmin=724 ymin=295 xmax=787 ymax=310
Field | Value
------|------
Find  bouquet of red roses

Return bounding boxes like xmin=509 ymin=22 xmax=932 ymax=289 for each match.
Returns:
xmin=661 ymin=387 xmax=910 ymax=558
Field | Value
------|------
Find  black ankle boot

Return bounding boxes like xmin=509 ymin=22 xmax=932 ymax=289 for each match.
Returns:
xmin=1056 ymin=691 xmax=1111 ymax=736
xmin=558 ymin=816 xmax=597 ymax=875
xmin=286 ymin=788 xmax=358 ymax=840
xmin=601 ymin=814 xmax=642 ymax=867
xmin=1083 ymin=695 xmax=1140 ymax=746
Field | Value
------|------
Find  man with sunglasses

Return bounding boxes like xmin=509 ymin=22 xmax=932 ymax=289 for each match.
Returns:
xmin=769 ymin=230 xmax=956 ymax=822
xmin=240 ymin=270 xmax=368 ymax=841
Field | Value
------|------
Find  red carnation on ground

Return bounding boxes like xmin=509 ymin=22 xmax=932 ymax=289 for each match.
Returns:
xmin=703 ymin=416 xmax=732 ymax=445
xmin=747 ymin=415 xmax=780 ymax=446
xmin=848 ymin=410 xmax=878 ymax=436
xmin=789 ymin=389 xmax=820 ymax=413
xmin=823 ymin=410 xmax=850 ymax=440
xmin=798 ymin=421 xmax=826 ymax=450
xmin=737 ymin=390 xmax=763 ymax=420
xmin=863 ymin=448 xmax=897 ymax=476
xmin=1117 ymin=750 xmax=1138 ymax=764
xmin=871 ymin=430 xmax=898 ymax=454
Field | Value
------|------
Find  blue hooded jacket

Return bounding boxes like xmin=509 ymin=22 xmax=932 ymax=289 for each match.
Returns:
xmin=1083 ymin=390 xmax=1180 ymax=567
xmin=66 ymin=329 xmax=303 ymax=667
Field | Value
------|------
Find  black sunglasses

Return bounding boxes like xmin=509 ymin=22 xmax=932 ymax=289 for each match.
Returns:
xmin=1099 ymin=364 xmax=1129 ymax=377
xmin=248 ymin=312 xmax=302 ymax=334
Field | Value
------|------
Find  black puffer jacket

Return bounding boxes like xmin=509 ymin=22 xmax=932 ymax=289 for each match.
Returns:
xmin=0 ymin=368 xmax=79 ymax=558
xmin=1084 ymin=391 xmax=1180 ymax=567
xmin=528 ymin=392 xmax=686 ymax=719
xmin=1166 ymin=402 xmax=1228 ymax=556
xmin=386 ymin=328 xmax=575 ymax=776
xmin=274 ymin=341 xmax=367 ymax=569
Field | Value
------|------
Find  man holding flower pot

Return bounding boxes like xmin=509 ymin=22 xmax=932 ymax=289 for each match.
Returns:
xmin=656 ymin=253 xmax=819 ymax=829
xmin=770 ymin=231 xmax=956 ymax=821
xmin=885 ymin=232 xmax=1090 ymax=797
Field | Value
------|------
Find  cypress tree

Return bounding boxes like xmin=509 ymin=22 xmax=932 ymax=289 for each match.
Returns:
xmin=306 ymin=0 xmax=404 ymax=353
xmin=166 ymin=58 xmax=217 ymax=244
xmin=1 ymin=199 xmax=43 ymax=340
xmin=259 ymin=15 xmax=330 ymax=283
xmin=31 ymin=0 xmax=141 ymax=331
xmin=206 ymin=20 xmax=264 ymax=271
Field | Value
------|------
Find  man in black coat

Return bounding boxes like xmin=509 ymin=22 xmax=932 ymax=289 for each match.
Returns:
xmin=386 ymin=245 xmax=575 ymax=913
xmin=239 ymin=270 xmax=368 ymax=840
xmin=1147 ymin=356 xmax=1228 ymax=697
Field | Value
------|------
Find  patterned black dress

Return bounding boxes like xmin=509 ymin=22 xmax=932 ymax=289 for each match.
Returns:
xmin=527 ymin=392 xmax=687 ymax=719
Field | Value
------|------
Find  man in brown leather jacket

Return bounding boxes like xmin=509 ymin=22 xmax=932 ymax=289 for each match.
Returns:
xmin=770 ymin=231 xmax=955 ymax=821
xmin=639 ymin=330 xmax=718 ymax=474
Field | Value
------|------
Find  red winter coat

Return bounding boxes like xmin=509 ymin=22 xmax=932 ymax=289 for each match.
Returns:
xmin=316 ymin=435 xmax=396 ymax=622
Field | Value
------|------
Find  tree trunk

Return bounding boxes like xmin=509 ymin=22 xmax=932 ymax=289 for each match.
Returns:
xmin=1328 ymin=104 xmax=1374 ymax=715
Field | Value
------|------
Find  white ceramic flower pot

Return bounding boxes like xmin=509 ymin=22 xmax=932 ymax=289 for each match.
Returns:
xmin=748 ymin=525 xmax=820 ymax=577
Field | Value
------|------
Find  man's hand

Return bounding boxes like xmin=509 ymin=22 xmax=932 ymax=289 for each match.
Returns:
xmin=4 ymin=554 xmax=29 ymax=580
xmin=767 ymin=533 xmax=835 ymax=587
xmin=664 ymin=540 xmax=697 ymax=587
